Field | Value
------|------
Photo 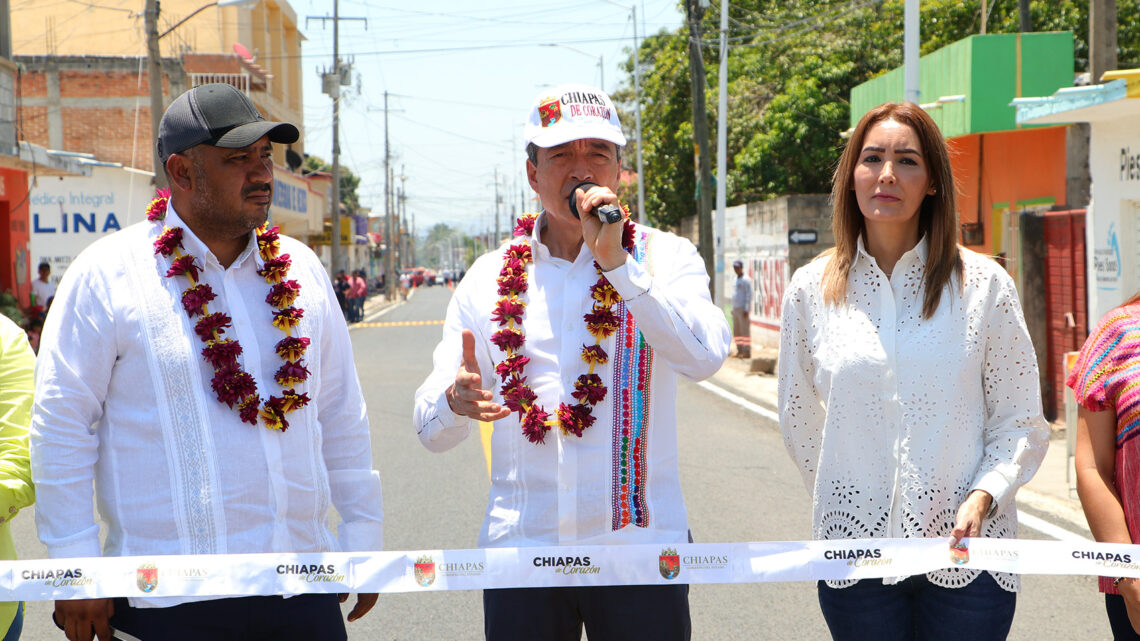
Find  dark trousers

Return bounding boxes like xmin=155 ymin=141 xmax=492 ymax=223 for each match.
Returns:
xmin=817 ymin=572 xmax=1016 ymax=641
xmin=108 ymin=594 xmax=346 ymax=641
xmin=1107 ymin=593 xmax=1140 ymax=640
xmin=483 ymin=584 xmax=690 ymax=641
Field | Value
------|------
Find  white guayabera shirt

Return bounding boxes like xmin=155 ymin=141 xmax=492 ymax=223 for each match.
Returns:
xmin=32 ymin=206 xmax=383 ymax=607
xmin=414 ymin=213 xmax=730 ymax=549
xmin=778 ymin=237 xmax=1049 ymax=591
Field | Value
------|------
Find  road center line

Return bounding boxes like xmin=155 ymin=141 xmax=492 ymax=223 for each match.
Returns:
xmin=694 ymin=379 xmax=1090 ymax=543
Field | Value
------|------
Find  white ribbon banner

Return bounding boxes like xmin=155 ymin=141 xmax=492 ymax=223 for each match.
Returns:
xmin=7 ymin=538 xmax=1139 ymax=601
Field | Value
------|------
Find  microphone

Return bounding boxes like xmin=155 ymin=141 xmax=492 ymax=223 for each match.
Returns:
xmin=568 ymin=182 xmax=623 ymax=224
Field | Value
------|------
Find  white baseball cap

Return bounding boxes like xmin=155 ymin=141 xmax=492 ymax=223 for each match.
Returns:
xmin=523 ymin=83 xmax=627 ymax=149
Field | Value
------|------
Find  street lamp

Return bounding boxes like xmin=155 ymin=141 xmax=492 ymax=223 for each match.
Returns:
xmin=540 ymin=43 xmax=604 ymax=89
xmin=598 ymin=0 xmax=644 ymax=224
xmin=145 ymin=0 xmax=258 ymax=186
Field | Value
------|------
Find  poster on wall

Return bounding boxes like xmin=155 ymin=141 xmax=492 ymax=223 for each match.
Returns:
xmin=722 ymin=203 xmax=789 ymax=345
xmin=1092 ymin=216 xmax=1121 ymax=295
xmin=29 ymin=165 xmax=154 ymax=285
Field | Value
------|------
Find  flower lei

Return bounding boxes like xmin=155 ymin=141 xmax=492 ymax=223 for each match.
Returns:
xmin=494 ymin=211 xmax=636 ymax=444
xmin=147 ymin=189 xmax=311 ymax=432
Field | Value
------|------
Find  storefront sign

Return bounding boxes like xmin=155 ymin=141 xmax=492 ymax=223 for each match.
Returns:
xmin=28 ymin=165 xmax=153 ymax=281
xmin=1122 ymin=146 xmax=1140 ymax=183
xmin=1093 ymin=221 xmax=1122 ymax=291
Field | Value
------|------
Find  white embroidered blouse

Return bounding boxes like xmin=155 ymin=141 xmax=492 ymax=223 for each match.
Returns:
xmin=778 ymin=237 xmax=1049 ymax=591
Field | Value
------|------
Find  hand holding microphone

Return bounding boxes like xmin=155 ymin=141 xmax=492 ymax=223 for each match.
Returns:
xmin=568 ymin=182 xmax=623 ymax=224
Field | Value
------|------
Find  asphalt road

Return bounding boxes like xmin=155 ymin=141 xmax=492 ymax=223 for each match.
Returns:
xmin=11 ymin=284 xmax=1114 ymax=640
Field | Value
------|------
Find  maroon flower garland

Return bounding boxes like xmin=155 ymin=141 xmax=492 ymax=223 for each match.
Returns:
xmin=494 ymin=211 xmax=636 ymax=444
xmin=147 ymin=189 xmax=311 ymax=431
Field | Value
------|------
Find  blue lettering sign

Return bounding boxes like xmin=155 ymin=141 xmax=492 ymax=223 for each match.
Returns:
xmin=272 ymin=180 xmax=307 ymax=214
xmin=31 ymin=212 xmax=124 ymax=234
xmin=73 ymin=213 xmax=96 ymax=233
xmin=33 ymin=214 xmax=56 ymax=233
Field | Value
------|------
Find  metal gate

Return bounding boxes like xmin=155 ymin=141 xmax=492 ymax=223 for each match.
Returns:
xmin=1043 ymin=210 xmax=1087 ymax=419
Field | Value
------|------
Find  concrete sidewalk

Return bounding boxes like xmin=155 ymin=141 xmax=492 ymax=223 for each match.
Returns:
xmin=706 ymin=355 xmax=1090 ymax=538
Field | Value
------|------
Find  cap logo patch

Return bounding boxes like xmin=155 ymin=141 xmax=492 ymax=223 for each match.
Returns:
xmin=538 ymin=97 xmax=562 ymax=128
xmin=523 ymin=83 xmax=625 ymax=149
xmin=560 ymin=91 xmax=610 ymax=120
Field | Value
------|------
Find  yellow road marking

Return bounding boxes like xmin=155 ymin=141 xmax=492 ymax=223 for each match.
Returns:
xmin=353 ymin=320 xmax=444 ymax=328
xmin=479 ymin=421 xmax=493 ymax=478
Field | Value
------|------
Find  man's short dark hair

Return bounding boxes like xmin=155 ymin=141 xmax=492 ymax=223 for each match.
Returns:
xmin=38 ymin=262 xmax=50 ymax=272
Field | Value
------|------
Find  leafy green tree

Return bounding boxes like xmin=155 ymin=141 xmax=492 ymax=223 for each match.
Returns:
xmin=614 ymin=30 xmax=696 ymax=227
xmin=303 ymin=154 xmax=362 ymax=213
xmin=416 ymin=223 xmax=469 ymax=270
xmin=618 ymin=0 xmax=1139 ymax=229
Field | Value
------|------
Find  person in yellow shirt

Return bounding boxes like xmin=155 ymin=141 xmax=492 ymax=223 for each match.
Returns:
xmin=0 ymin=314 xmax=36 ymax=640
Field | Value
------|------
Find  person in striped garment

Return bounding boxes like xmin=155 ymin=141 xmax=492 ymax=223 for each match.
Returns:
xmin=1070 ymin=292 xmax=1140 ymax=640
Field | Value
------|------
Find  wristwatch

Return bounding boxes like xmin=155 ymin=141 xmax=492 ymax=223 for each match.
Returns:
xmin=1114 ymin=576 xmax=1132 ymax=588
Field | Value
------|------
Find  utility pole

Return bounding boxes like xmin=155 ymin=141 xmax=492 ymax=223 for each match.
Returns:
xmin=714 ymin=0 xmax=729 ymax=308
xmin=396 ymin=182 xmax=404 ymax=273
xmin=904 ymin=0 xmax=920 ymax=104
xmin=331 ymin=0 xmax=341 ymax=275
xmin=686 ymin=0 xmax=714 ymax=297
xmin=144 ymin=0 xmax=165 ymax=187
xmin=400 ymin=168 xmax=409 ymax=270
xmin=1090 ymin=0 xmax=1117 ymax=83
xmin=384 ymin=91 xmax=396 ymax=299
xmin=1018 ymin=0 xmax=1032 ymax=32
xmin=632 ymin=4 xmax=644 ymax=224
xmin=308 ymin=7 xmax=366 ymax=276
xmin=493 ymin=167 xmax=501 ymax=246
xmin=391 ymin=166 xmax=399 ymax=276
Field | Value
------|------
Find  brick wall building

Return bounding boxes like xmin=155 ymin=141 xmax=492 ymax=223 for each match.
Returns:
xmin=14 ymin=53 xmax=283 ymax=172
xmin=12 ymin=0 xmax=306 ymax=172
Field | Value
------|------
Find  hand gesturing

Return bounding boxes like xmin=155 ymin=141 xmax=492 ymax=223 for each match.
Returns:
xmin=446 ymin=330 xmax=511 ymax=422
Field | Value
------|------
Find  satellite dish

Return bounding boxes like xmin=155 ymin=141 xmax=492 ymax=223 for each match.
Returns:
xmin=285 ymin=148 xmax=303 ymax=172
xmin=233 ymin=42 xmax=253 ymax=61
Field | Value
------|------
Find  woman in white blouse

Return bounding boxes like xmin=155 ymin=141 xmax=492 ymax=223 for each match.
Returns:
xmin=777 ymin=102 xmax=1048 ymax=640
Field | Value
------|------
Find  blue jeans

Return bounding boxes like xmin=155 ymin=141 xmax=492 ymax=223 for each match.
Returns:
xmin=817 ymin=572 xmax=1015 ymax=641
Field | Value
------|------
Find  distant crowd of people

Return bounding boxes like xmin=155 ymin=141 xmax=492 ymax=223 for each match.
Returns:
xmin=335 ymin=269 xmax=370 ymax=322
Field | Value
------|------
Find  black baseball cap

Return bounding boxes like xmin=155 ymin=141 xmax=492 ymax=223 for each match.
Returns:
xmin=156 ymin=83 xmax=300 ymax=165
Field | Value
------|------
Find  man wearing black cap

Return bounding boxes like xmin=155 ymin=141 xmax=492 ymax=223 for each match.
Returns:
xmin=32 ymin=84 xmax=383 ymax=641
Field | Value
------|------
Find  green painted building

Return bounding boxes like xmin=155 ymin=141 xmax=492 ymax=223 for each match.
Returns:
xmin=849 ymin=32 xmax=1074 ymax=137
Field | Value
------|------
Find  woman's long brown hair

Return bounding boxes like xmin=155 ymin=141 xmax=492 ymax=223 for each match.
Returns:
xmin=823 ymin=102 xmax=963 ymax=319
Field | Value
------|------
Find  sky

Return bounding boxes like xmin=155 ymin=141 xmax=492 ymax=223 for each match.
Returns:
xmin=292 ymin=0 xmax=687 ymax=239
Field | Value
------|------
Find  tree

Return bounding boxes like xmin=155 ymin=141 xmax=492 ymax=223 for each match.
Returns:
xmin=618 ymin=0 xmax=1140 ymax=229
xmin=416 ymin=223 xmax=469 ymax=271
xmin=303 ymin=154 xmax=362 ymax=213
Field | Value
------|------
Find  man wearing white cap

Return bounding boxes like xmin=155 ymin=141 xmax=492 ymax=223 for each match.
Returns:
xmin=414 ymin=84 xmax=729 ymax=640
